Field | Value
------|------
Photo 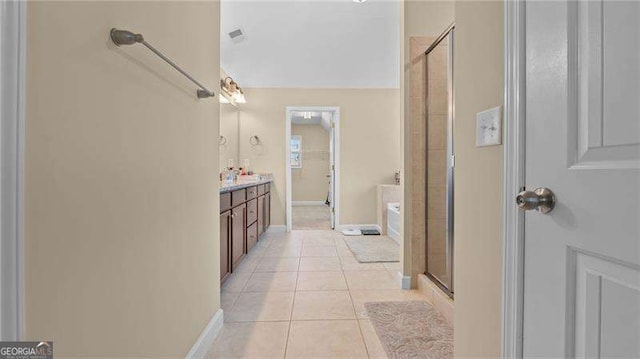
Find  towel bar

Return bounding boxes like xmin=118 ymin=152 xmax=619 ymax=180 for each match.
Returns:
xmin=110 ymin=28 xmax=215 ymax=99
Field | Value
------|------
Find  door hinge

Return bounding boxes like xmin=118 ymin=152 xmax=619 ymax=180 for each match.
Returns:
xmin=331 ymin=164 xmax=335 ymax=171
xmin=450 ymin=155 xmax=455 ymax=168
xmin=331 ymin=207 xmax=335 ymax=213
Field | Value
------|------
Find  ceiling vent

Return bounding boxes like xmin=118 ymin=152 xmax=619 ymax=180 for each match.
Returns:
xmin=229 ymin=28 xmax=246 ymax=44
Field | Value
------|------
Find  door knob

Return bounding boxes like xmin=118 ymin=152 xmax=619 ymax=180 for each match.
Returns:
xmin=516 ymin=187 xmax=556 ymax=214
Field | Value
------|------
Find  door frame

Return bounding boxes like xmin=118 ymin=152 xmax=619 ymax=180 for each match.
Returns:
xmin=502 ymin=0 xmax=526 ymax=357
xmin=285 ymin=106 xmax=340 ymax=232
xmin=0 ymin=0 xmax=27 ymax=340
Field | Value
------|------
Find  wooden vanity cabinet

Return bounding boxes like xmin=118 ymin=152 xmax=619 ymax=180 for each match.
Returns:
xmin=220 ymin=182 xmax=272 ymax=283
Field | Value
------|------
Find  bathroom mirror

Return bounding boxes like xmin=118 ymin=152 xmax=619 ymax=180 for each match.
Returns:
xmin=219 ymin=102 xmax=240 ymax=171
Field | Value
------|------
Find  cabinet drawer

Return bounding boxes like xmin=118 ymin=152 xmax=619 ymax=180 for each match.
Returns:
xmin=247 ymin=221 xmax=258 ymax=252
xmin=257 ymin=184 xmax=266 ymax=196
xmin=220 ymin=192 xmax=232 ymax=213
xmin=231 ymin=189 xmax=246 ymax=207
xmin=265 ymin=183 xmax=271 ymax=193
xmin=247 ymin=198 xmax=258 ymax=225
xmin=247 ymin=186 xmax=258 ymax=200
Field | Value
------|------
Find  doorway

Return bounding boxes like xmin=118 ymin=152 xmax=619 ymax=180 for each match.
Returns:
xmin=285 ymin=107 xmax=339 ymax=231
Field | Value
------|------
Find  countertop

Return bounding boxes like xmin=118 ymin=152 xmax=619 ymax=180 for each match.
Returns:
xmin=220 ymin=175 xmax=273 ymax=194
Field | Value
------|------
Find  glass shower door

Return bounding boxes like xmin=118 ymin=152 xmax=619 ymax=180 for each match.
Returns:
xmin=425 ymin=24 xmax=454 ymax=297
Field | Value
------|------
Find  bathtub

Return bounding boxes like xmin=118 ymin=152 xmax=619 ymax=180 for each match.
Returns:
xmin=387 ymin=202 xmax=401 ymax=245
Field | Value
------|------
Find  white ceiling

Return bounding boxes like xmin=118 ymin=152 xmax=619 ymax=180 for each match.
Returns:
xmin=221 ymin=0 xmax=400 ymax=88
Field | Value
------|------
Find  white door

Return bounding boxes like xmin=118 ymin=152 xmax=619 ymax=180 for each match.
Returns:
xmin=329 ymin=115 xmax=336 ymax=229
xmin=523 ymin=1 xmax=640 ymax=357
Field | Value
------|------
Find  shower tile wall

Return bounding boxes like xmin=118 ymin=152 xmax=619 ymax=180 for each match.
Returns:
xmin=409 ymin=36 xmax=449 ymax=286
xmin=426 ymin=38 xmax=449 ymax=285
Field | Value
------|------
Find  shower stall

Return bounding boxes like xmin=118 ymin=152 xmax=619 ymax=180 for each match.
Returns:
xmin=425 ymin=24 xmax=455 ymax=298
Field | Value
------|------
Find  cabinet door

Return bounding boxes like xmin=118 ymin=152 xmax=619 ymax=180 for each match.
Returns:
xmin=265 ymin=192 xmax=271 ymax=230
xmin=231 ymin=204 xmax=246 ymax=270
xmin=220 ymin=210 xmax=231 ymax=282
xmin=257 ymin=195 xmax=265 ymax=236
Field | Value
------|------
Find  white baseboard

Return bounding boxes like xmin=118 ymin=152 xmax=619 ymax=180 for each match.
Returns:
xmin=186 ymin=309 xmax=224 ymax=359
xmin=388 ymin=227 xmax=401 ymax=244
xmin=397 ymin=271 xmax=412 ymax=290
xmin=336 ymin=224 xmax=382 ymax=232
xmin=265 ymin=225 xmax=286 ymax=233
xmin=292 ymin=201 xmax=326 ymax=206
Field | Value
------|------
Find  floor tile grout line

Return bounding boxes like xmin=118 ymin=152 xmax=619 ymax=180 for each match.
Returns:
xmin=338 ymin=231 xmax=373 ymax=359
xmin=282 ymin=240 xmax=302 ymax=359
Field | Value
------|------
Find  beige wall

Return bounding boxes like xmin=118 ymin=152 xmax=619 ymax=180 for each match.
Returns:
xmin=220 ymin=103 xmax=240 ymax=171
xmin=402 ymin=0 xmax=455 ymax=285
xmin=291 ymin=124 xmax=330 ymax=202
xmin=453 ymin=1 xmax=504 ymax=357
xmin=238 ymin=88 xmax=400 ymax=226
xmin=25 ymin=1 xmax=221 ymax=357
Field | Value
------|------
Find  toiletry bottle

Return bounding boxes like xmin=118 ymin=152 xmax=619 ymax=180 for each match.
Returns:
xmin=226 ymin=167 xmax=235 ymax=183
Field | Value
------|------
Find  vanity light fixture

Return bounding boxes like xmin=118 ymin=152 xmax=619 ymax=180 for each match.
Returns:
xmin=220 ymin=76 xmax=247 ymax=104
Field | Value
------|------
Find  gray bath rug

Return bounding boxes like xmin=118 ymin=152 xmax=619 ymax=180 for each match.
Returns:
xmin=364 ymin=301 xmax=453 ymax=359
xmin=343 ymin=236 xmax=399 ymax=262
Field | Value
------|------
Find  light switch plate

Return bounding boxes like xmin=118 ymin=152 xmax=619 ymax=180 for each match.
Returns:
xmin=476 ymin=106 xmax=502 ymax=147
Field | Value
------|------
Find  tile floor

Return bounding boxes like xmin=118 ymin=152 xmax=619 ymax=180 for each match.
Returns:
xmin=209 ymin=229 xmax=427 ymax=359
xmin=292 ymin=205 xmax=331 ymax=230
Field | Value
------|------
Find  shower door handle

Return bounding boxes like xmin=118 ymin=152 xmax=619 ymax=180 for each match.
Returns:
xmin=516 ymin=187 xmax=556 ymax=214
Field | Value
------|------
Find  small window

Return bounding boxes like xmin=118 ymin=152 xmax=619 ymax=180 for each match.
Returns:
xmin=291 ymin=135 xmax=302 ymax=168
